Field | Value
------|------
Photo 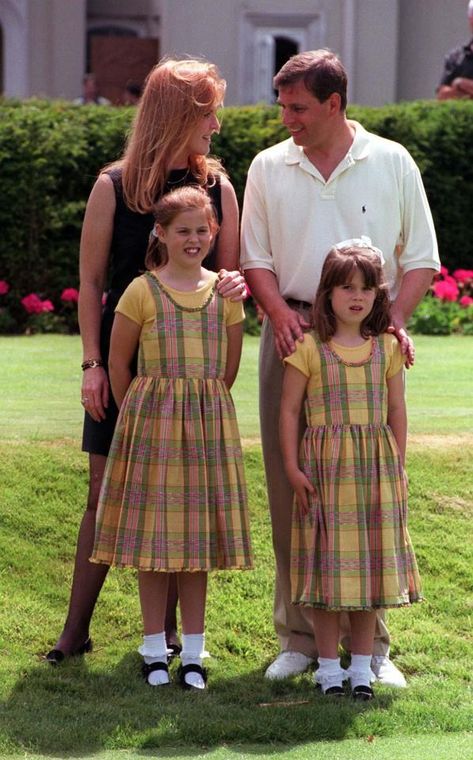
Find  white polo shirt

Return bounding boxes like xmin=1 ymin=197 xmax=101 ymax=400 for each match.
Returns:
xmin=240 ymin=121 xmax=440 ymax=303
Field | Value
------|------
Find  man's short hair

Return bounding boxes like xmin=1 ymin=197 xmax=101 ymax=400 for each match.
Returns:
xmin=273 ymin=49 xmax=348 ymax=111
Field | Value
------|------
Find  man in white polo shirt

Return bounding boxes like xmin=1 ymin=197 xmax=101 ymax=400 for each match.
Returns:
xmin=241 ymin=49 xmax=440 ymax=686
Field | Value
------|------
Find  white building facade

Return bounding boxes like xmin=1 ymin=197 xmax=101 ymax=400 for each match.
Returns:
xmin=0 ymin=0 xmax=469 ymax=106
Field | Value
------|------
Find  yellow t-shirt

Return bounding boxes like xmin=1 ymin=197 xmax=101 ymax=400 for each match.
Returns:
xmin=116 ymin=272 xmax=245 ymax=331
xmin=285 ymin=332 xmax=404 ymax=379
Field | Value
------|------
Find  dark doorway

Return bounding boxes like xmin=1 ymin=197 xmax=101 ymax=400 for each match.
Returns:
xmin=274 ymin=36 xmax=299 ymax=77
xmin=273 ymin=36 xmax=299 ymax=98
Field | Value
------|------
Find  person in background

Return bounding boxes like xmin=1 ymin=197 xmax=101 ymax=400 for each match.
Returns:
xmin=46 ymin=57 xmax=246 ymax=666
xmin=280 ymin=243 xmax=422 ymax=700
xmin=73 ymin=73 xmax=111 ymax=105
xmin=241 ymin=49 xmax=439 ymax=686
xmin=122 ymin=81 xmax=142 ymax=106
xmin=436 ymin=1 xmax=473 ymax=100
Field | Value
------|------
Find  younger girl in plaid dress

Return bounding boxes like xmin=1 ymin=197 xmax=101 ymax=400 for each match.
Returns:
xmin=91 ymin=186 xmax=252 ymax=689
xmin=280 ymin=242 xmax=422 ymax=701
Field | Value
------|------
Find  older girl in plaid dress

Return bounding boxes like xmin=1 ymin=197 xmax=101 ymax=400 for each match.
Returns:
xmin=280 ymin=243 xmax=422 ymax=701
xmin=91 ymin=186 xmax=252 ymax=689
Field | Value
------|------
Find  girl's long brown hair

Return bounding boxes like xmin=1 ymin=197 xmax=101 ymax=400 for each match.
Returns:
xmin=145 ymin=186 xmax=219 ymax=270
xmin=106 ymin=58 xmax=226 ymax=213
xmin=312 ymin=246 xmax=391 ymax=341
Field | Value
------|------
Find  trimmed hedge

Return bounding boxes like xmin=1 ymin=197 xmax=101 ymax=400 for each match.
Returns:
xmin=0 ymin=98 xmax=472 ymax=327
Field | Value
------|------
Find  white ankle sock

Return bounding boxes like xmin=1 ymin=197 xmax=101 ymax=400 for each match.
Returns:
xmin=181 ymin=633 xmax=207 ymax=689
xmin=314 ymin=656 xmax=345 ymax=692
xmin=138 ymin=632 xmax=169 ymax=686
xmin=349 ymin=653 xmax=374 ymax=688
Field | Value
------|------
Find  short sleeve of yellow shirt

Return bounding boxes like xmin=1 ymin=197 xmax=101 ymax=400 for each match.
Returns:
xmin=383 ymin=334 xmax=405 ymax=378
xmin=115 ymin=273 xmax=245 ymax=329
xmin=116 ymin=276 xmax=152 ymax=326
xmin=283 ymin=332 xmax=320 ymax=378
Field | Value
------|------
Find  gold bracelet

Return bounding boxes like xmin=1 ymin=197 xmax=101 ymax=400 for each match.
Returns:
xmin=81 ymin=359 xmax=103 ymax=371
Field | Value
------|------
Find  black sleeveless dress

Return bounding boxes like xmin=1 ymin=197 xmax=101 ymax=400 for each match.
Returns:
xmin=82 ymin=167 xmax=223 ymax=456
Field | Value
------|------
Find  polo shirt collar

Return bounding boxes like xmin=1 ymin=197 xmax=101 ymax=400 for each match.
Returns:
xmin=284 ymin=119 xmax=371 ymax=169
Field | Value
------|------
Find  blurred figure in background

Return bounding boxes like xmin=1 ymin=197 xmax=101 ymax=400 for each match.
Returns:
xmin=436 ymin=1 xmax=473 ymax=100
xmin=74 ymin=73 xmax=111 ymax=106
xmin=122 ymin=81 xmax=142 ymax=106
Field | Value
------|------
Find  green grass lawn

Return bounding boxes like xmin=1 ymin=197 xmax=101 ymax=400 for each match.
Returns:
xmin=0 ymin=334 xmax=472 ymax=759
xmin=0 ymin=333 xmax=472 ymax=441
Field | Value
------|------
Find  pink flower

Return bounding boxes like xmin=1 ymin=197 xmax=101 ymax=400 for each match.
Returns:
xmin=22 ymin=293 xmax=44 ymax=314
xmin=453 ymin=269 xmax=473 ymax=284
xmin=432 ymin=280 xmax=459 ymax=302
xmin=0 ymin=280 xmax=9 ymax=295
xmin=459 ymin=295 xmax=473 ymax=307
xmin=61 ymin=287 xmax=79 ymax=303
xmin=21 ymin=293 xmax=55 ymax=314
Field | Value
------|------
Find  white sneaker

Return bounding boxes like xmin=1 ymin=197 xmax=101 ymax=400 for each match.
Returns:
xmin=371 ymin=655 xmax=407 ymax=688
xmin=264 ymin=651 xmax=314 ymax=680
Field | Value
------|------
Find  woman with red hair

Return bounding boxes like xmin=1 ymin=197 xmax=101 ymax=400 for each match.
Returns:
xmin=46 ymin=57 xmax=245 ymax=665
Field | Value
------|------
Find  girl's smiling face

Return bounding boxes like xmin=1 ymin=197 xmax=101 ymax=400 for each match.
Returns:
xmin=330 ymin=269 xmax=377 ymax=328
xmin=156 ymin=208 xmax=213 ymax=268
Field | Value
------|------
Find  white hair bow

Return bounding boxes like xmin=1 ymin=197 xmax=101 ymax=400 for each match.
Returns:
xmin=333 ymin=236 xmax=386 ymax=265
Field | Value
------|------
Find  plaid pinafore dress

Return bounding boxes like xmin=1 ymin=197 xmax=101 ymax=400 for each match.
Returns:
xmin=92 ymin=272 xmax=252 ymax=572
xmin=291 ymin=334 xmax=422 ymax=610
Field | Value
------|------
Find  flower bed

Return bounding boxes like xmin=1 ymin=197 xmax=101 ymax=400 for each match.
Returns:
xmin=408 ymin=267 xmax=473 ymax=335
xmin=0 ymin=282 xmax=79 ymax=334
xmin=1 ymin=267 xmax=472 ymax=336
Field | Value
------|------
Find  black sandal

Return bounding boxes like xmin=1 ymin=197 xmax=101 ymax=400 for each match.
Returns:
xmin=45 ymin=637 xmax=93 ymax=666
xmin=352 ymin=684 xmax=374 ymax=701
xmin=142 ymin=661 xmax=170 ymax=686
xmin=177 ymin=663 xmax=207 ymax=691
xmin=316 ymin=683 xmax=345 ymax=697
xmin=324 ymin=685 xmax=345 ymax=696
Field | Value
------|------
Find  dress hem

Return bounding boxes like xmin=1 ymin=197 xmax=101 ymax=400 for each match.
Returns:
xmin=90 ymin=558 xmax=253 ymax=572
xmin=292 ymin=597 xmax=424 ymax=611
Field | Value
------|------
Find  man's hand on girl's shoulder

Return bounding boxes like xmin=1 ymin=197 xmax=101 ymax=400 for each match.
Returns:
xmin=387 ymin=323 xmax=415 ymax=368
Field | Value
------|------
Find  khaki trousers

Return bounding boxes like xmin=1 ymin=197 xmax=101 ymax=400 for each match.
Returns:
xmin=259 ymin=314 xmax=390 ymax=658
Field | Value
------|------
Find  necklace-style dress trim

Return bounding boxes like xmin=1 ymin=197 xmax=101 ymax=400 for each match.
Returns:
xmin=147 ymin=271 xmax=217 ymax=312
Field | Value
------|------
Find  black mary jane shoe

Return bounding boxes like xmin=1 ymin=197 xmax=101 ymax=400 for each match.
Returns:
xmin=323 ymin=685 xmax=345 ymax=697
xmin=45 ymin=637 xmax=93 ymax=666
xmin=316 ymin=684 xmax=345 ymax=697
xmin=352 ymin=684 xmax=374 ymax=701
xmin=142 ymin=661 xmax=170 ymax=686
xmin=177 ymin=663 xmax=207 ymax=691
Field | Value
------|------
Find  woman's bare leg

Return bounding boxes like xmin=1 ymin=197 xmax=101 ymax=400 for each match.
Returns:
xmin=50 ymin=453 xmax=180 ymax=656
xmin=50 ymin=454 xmax=109 ymax=654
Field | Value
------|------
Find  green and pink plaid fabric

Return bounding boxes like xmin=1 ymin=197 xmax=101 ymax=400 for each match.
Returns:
xmin=290 ymin=336 xmax=422 ymax=610
xmin=91 ymin=273 xmax=252 ymax=572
